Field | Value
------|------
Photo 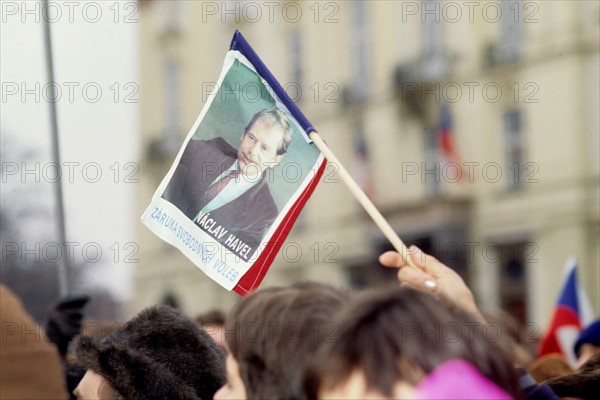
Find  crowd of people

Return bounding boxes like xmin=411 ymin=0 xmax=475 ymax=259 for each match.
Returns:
xmin=1 ymin=246 xmax=599 ymax=399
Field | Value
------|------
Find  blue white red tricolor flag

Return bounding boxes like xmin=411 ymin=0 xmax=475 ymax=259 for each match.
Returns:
xmin=437 ymin=102 xmax=467 ymax=182
xmin=538 ymin=257 xmax=595 ymax=366
xmin=437 ymin=103 xmax=457 ymax=162
xmin=141 ymin=31 xmax=325 ymax=295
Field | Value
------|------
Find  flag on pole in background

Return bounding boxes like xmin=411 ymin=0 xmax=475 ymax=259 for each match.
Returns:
xmin=142 ymin=31 xmax=326 ymax=296
xmin=437 ymin=102 xmax=467 ymax=182
xmin=538 ymin=257 xmax=595 ymax=366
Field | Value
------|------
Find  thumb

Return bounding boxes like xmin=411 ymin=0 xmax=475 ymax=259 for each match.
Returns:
xmin=379 ymin=251 xmax=402 ymax=267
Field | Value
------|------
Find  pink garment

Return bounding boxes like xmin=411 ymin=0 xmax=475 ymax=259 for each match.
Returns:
xmin=415 ymin=359 xmax=513 ymax=399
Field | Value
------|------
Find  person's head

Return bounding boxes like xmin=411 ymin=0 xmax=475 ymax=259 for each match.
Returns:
xmin=73 ymin=369 xmax=121 ymax=399
xmin=237 ymin=108 xmax=293 ymax=177
xmin=573 ymin=319 xmax=600 ymax=369
xmin=196 ymin=309 xmax=227 ymax=349
xmin=545 ymin=352 xmax=600 ymax=399
xmin=527 ymin=354 xmax=574 ymax=383
xmin=74 ymin=305 xmax=226 ymax=400
xmin=215 ymin=282 xmax=348 ymax=400
xmin=483 ymin=309 xmax=534 ymax=368
xmin=305 ymin=286 xmax=521 ymax=399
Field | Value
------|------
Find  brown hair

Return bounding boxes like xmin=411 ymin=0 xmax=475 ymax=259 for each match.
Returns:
xmin=544 ymin=352 xmax=600 ymax=398
xmin=196 ymin=309 xmax=226 ymax=326
xmin=305 ymin=287 xmax=521 ymax=399
xmin=225 ymin=282 xmax=348 ymax=399
xmin=527 ymin=354 xmax=574 ymax=383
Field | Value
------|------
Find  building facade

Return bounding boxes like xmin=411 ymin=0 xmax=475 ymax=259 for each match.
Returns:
xmin=135 ymin=1 xmax=599 ymax=329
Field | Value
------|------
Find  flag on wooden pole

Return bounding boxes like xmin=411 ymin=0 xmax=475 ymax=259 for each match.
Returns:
xmin=143 ymin=31 xmax=421 ymax=295
xmin=538 ymin=257 xmax=595 ymax=366
xmin=142 ymin=31 xmax=326 ymax=295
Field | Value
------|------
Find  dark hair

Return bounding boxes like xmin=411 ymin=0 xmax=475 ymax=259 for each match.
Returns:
xmin=195 ymin=309 xmax=226 ymax=326
xmin=545 ymin=352 xmax=600 ymax=398
xmin=305 ymin=287 xmax=521 ymax=399
xmin=243 ymin=108 xmax=293 ymax=155
xmin=225 ymin=282 xmax=348 ymax=400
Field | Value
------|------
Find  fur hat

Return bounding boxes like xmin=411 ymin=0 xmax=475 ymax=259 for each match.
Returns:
xmin=75 ymin=305 xmax=225 ymax=400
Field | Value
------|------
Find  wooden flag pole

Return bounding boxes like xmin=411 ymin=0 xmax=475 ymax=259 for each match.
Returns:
xmin=309 ymin=131 xmax=419 ymax=270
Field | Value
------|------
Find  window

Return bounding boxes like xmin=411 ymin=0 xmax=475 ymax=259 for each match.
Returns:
xmin=164 ymin=58 xmax=181 ymax=149
xmin=156 ymin=1 xmax=186 ymax=34
xmin=503 ymin=109 xmax=526 ymax=189
xmin=347 ymin=262 xmax=398 ymax=289
xmin=425 ymin=127 xmax=441 ymax=197
xmin=498 ymin=0 xmax=524 ymax=63
xmin=352 ymin=118 xmax=374 ymax=201
xmin=498 ymin=241 xmax=529 ymax=325
xmin=289 ymin=30 xmax=304 ymax=103
xmin=351 ymin=0 xmax=369 ymax=102
xmin=421 ymin=0 xmax=446 ymax=79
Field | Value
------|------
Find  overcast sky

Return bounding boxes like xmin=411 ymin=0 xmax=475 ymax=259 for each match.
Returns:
xmin=1 ymin=1 xmax=140 ymax=299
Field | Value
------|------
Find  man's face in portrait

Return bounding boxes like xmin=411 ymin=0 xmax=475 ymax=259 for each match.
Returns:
xmin=238 ymin=118 xmax=284 ymax=177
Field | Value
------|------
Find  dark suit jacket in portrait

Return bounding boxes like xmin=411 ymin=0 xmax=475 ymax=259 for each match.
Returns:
xmin=163 ymin=137 xmax=279 ymax=254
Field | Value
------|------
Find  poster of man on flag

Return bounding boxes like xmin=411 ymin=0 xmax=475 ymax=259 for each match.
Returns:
xmin=142 ymin=31 xmax=325 ymax=294
xmin=142 ymin=30 xmax=421 ymax=295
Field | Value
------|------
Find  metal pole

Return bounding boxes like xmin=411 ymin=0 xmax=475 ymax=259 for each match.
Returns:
xmin=42 ymin=0 xmax=69 ymax=296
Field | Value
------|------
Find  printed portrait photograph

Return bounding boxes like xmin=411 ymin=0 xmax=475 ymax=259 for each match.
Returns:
xmin=162 ymin=59 xmax=321 ymax=258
